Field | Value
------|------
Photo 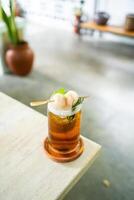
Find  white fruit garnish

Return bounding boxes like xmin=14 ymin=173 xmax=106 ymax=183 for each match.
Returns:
xmin=52 ymin=93 xmax=66 ymax=109
xmin=50 ymin=90 xmax=80 ymax=110
xmin=65 ymin=90 xmax=79 ymax=107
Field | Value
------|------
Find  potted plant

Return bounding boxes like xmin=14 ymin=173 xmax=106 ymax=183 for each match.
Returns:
xmin=1 ymin=0 xmax=34 ymax=76
xmin=74 ymin=8 xmax=83 ymax=34
xmin=74 ymin=1 xmax=85 ymax=34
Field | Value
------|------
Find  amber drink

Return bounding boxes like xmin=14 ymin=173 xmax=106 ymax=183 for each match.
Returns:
xmin=48 ymin=109 xmax=81 ymax=149
xmin=45 ymin=103 xmax=84 ymax=162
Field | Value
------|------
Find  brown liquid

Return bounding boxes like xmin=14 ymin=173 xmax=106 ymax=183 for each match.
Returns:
xmin=48 ymin=110 xmax=81 ymax=152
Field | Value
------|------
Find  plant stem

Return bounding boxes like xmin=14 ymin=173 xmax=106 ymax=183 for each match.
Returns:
xmin=10 ymin=0 xmax=20 ymax=44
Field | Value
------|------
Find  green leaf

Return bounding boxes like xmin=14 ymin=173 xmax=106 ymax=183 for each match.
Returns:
xmin=0 ymin=6 xmax=2 ymax=21
xmin=1 ymin=0 xmax=20 ymax=45
xmin=1 ymin=7 xmax=14 ymax=43
xmin=1 ymin=8 xmax=9 ymax=27
xmin=9 ymin=0 xmax=13 ymax=15
xmin=9 ymin=0 xmax=20 ymax=44
xmin=8 ymin=16 xmax=16 ymax=42
xmin=54 ymin=88 xmax=66 ymax=95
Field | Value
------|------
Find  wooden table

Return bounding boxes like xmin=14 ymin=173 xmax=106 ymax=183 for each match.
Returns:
xmin=80 ymin=21 xmax=134 ymax=38
xmin=0 ymin=92 xmax=101 ymax=200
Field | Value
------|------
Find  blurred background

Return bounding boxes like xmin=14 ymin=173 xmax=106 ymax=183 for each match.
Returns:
xmin=0 ymin=0 xmax=134 ymax=200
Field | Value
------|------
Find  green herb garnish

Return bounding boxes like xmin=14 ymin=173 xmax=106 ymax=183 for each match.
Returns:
xmin=72 ymin=97 xmax=85 ymax=112
xmin=54 ymin=88 xmax=66 ymax=95
xmin=67 ymin=114 xmax=75 ymax=121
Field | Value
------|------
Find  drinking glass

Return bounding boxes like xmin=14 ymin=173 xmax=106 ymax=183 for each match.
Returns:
xmin=44 ymin=103 xmax=84 ymax=162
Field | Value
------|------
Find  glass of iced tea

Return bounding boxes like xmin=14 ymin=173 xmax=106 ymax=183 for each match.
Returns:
xmin=44 ymin=89 xmax=85 ymax=162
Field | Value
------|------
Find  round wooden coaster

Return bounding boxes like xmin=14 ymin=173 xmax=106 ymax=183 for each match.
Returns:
xmin=44 ymin=137 xmax=84 ymax=163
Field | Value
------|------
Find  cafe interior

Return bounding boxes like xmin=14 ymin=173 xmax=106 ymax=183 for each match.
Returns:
xmin=0 ymin=0 xmax=134 ymax=200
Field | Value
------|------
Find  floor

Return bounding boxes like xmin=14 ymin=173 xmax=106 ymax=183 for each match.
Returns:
xmin=0 ymin=24 xmax=134 ymax=200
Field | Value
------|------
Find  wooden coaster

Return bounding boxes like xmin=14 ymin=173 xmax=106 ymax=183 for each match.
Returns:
xmin=44 ymin=137 xmax=84 ymax=163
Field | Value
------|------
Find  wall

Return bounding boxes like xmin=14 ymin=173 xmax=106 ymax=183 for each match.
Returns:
xmin=17 ymin=0 xmax=134 ymax=26
xmin=1 ymin=0 xmax=134 ymax=28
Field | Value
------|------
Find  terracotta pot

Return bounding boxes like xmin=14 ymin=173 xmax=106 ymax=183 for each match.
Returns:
xmin=5 ymin=41 xmax=34 ymax=76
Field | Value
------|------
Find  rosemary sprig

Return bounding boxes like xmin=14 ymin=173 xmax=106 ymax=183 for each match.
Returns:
xmin=67 ymin=114 xmax=75 ymax=121
xmin=67 ymin=96 xmax=88 ymax=121
xmin=72 ymin=96 xmax=88 ymax=112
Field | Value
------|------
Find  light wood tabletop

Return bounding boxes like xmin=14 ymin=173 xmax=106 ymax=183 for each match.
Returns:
xmin=80 ymin=21 xmax=134 ymax=37
xmin=0 ymin=92 xmax=101 ymax=200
